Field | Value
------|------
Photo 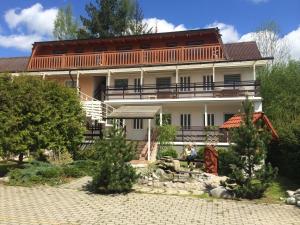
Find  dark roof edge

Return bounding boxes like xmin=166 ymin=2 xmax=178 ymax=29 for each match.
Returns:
xmin=32 ymin=28 xmax=220 ymax=46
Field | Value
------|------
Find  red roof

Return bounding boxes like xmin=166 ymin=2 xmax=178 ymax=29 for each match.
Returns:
xmin=220 ymin=112 xmax=279 ymax=139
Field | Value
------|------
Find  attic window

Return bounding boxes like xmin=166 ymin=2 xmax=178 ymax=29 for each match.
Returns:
xmin=94 ymin=47 xmax=107 ymax=52
xmin=166 ymin=42 xmax=177 ymax=47
xmin=52 ymin=49 xmax=67 ymax=55
xmin=75 ymin=48 xmax=84 ymax=53
xmin=186 ymin=40 xmax=204 ymax=46
xmin=140 ymin=43 xmax=151 ymax=49
xmin=116 ymin=45 xmax=132 ymax=51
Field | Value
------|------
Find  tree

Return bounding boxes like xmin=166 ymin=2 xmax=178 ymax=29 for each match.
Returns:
xmin=79 ymin=0 xmax=135 ymax=38
xmin=53 ymin=4 xmax=79 ymax=40
xmin=89 ymin=125 xmax=138 ymax=193
xmin=224 ymin=98 xmax=277 ymax=199
xmin=0 ymin=74 xmax=85 ymax=162
xmin=252 ymin=21 xmax=290 ymax=64
xmin=259 ymin=61 xmax=300 ymax=182
xmin=126 ymin=0 xmax=152 ymax=35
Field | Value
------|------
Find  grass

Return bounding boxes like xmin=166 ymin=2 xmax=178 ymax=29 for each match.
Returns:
xmin=257 ymin=176 xmax=300 ymax=204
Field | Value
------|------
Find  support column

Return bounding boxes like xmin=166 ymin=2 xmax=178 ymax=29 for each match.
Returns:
xmin=42 ymin=73 xmax=46 ymax=80
xmin=212 ymin=64 xmax=215 ymax=82
xmin=253 ymin=62 xmax=256 ymax=80
xmin=76 ymin=71 xmax=80 ymax=93
xmin=204 ymin=104 xmax=208 ymax=127
xmin=140 ymin=68 xmax=144 ymax=86
xmin=147 ymin=119 xmax=151 ymax=161
xmin=107 ymin=70 xmax=111 ymax=87
xmin=175 ymin=66 xmax=179 ymax=83
xmin=159 ymin=108 xmax=163 ymax=126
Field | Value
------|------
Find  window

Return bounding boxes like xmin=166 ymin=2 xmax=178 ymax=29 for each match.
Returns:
xmin=52 ymin=49 xmax=66 ymax=55
xmin=180 ymin=114 xmax=191 ymax=129
xmin=116 ymin=45 xmax=132 ymax=51
xmin=224 ymin=74 xmax=241 ymax=85
xmin=134 ymin=78 xmax=141 ymax=93
xmin=156 ymin=77 xmax=171 ymax=89
xmin=133 ymin=119 xmax=143 ymax=129
xmin=180 ymin=76 xmax=191 ymax=91
xmin=140 ymin=43 xmax=151 ymax=49
xmin=224 ymin=113 xmax=234 ymax=122
xmin=203 ymin=75 xmax=214 ymax=91
xmin=186 ymin=40 xmax=204 ymax=46
xmin=155 ymin=114 xmax=171 ymax=126
xmin=93 ymin=46 xmax=107 ymax=52
xmin=203 ymin=113 xmax=215 ymax=126
xmin=114 ymin=79 xmax=128 ymax=89
xmin=65 ymin=80 xmax=77 ymax=88
xmin=166 ymin=42 xmax=177 ymax=47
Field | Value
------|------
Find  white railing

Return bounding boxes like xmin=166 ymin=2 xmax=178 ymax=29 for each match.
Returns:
xmin=79 ymin=91 xmax=115 ymax=124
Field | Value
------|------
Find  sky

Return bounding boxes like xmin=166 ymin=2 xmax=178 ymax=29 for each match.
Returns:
xmin=0 ymin=0 xmax=299 ymax=59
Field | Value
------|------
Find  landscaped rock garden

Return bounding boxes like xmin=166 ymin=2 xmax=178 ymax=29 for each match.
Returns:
xmin=135 ymin=157 xmax=232 ymax=198
xmin=285 ymin=189 xmax=300 ymax=207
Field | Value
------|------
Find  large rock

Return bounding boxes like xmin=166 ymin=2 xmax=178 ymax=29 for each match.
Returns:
xmin=286 ymin=190 xmax=295 ymax=197
xmin=286 ymin=197 xmax=296 ymax=205
xmin=201 ymin=173 xmax=227 ymax=190
xmin=294 ymin=189 xmax=300 ymax=194
xmin=297 ymin=201 xmax=300 ymax=207
xmin=294 ymin=194 xmax=300 ymax=201
xmin=210 ymin=186 xmax=233 ymax=199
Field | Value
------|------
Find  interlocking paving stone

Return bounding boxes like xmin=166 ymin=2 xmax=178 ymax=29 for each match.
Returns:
xmin=0 ymin=185 xmax=299 ymax=225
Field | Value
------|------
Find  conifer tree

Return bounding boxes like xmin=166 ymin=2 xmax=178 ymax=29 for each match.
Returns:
xmin=225 ymin=98 xmax=277 ymax=199
xmin=90 ymin=124 xmax=138 ymax=193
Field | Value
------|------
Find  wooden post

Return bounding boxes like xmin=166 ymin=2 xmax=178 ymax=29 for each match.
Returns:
xmin=76 ymin=71 xmax=80 ymax=93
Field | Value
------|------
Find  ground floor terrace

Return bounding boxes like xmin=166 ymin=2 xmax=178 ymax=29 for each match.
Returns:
xmin=0 ymin=184 xmax=299 ymax=225
xmin=108 ymin=99 xmax=262 ymax=146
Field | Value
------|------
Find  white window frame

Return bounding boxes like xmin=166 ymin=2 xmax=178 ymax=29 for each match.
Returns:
xmin=180 ymin=76 xmax=191 ymax=91
xmin=180 ymin=114 xmax=191 ymax=129
xmin=203 ymin=75 xmax=213 ymax=91
xmin=133 ymin=119 xmax=143 ymax=129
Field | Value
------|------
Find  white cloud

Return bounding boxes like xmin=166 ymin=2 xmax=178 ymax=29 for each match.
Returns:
xmin=206 ymin=22 xmax=240 ymax=43
xmin=143 ymin=18 xmax=186 ymax=33
xmin=4 ymin=3 xmax=58 ymax=36
xmin=282 ymin=26 xmax=300 ymax=60
xmin=0 ymin=34 xmax=42 ymax=51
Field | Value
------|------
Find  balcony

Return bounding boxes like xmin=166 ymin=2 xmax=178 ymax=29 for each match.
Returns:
xmin=27 ymin=44 xmax=224 ymax=71
xmin=105 ymin=81 xmax=260 ymax=100
xmin=175 ymin=126 xmax=228 ymax=143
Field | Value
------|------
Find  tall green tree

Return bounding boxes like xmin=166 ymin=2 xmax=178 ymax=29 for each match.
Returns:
xmin=53 ymin=4 xmax=79 ymax=40
xmin=79 ymin=0 xmax=135 ymax=38
xmin=224 ymin=98 xmax=277 ymax=199
xmin=0 ymin=74 xmax=85 ymax=161
xmin=259 ymin=61 xmax=300 ymax=182
xmin=126 ymin=0 xmax=152 ymax=35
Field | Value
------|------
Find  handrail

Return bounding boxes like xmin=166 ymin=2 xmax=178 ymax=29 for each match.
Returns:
xmin=27 ymin=44 xmax=225 ymax=70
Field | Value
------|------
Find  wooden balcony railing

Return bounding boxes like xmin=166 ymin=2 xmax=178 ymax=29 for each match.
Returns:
xmin=27 ymin=44 xmax=224 ymax=71
xmin=105 ymin=80 xmax=260 ymax=100
xmin=175 ymin=126 xmax=228 ymax=142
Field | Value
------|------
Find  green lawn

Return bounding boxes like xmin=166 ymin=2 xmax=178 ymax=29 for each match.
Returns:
xmin=258 ymin=176 xmax=300 ymax=204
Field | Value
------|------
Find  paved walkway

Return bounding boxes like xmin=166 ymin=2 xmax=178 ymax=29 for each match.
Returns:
xmin=0 ymin=184 xmax=299 ymax=225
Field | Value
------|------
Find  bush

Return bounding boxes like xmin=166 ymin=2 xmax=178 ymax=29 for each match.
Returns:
xmin=62 ymin=165 xmax=85 ymax=178
xmin=217 ymin=148 xmax=237 ymax=176
xmin=8 ymin=160 xmax=88 ymax=186
xmin=159 ymin=147 xmax=178 ymax=158
xmin=69 ymin=160 xmax=98 ymax=176
xmin=89 ymin=126 xmax=138 ymax=194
